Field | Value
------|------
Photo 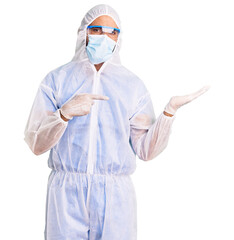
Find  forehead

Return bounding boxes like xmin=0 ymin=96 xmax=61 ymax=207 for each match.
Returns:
xmin=89 ymin=15 xmax=118 ymax=28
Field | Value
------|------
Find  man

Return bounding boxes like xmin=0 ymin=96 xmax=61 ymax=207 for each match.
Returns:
xmin=24 ymin=4 xmax=209 ymax=240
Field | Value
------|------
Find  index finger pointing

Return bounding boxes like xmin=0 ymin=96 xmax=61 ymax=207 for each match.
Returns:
xmin=89 ymin=94 xmax=109 ymax=100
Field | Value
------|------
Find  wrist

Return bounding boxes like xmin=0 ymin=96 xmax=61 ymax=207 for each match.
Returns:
xmin=59 ymin=110 xmax=70 ymax=122
xmin=164 ymin=103 xmax=176 ymax=115
xmin=163 ymin=111 xmax=174 ymax=117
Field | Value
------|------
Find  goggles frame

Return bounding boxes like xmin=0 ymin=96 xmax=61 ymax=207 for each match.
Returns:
xmin=87 ymin=25 xmax=120 ymax=35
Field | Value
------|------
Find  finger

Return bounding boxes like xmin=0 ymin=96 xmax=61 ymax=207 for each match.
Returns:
xmin=196 ymin=85 xmax=211 ymax=95
xmin=89 ymin=94 xmax=109 ymax=100
xmin=185 ymin=85 xmax=210 ymax=102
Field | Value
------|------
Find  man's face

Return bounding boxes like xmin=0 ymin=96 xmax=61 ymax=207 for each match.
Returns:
xmin=86 ymin=15 xmax=119 ymax=46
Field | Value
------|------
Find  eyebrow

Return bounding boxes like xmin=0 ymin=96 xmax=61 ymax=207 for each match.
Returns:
xmin=87 ymin=25 xmax=120 ymax=33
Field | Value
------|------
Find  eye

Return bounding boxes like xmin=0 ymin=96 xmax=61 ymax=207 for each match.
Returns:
xmin=113 ymin=30 xmax=118 ymax=35
xmin=109 ymin=29 xmax=117 ymax=35
xmin=91 ymin=27 xmax=101 ymax=33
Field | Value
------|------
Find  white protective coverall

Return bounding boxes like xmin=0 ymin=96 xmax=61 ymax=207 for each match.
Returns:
xmin=24 ymin=4 xmax=175 ymax=240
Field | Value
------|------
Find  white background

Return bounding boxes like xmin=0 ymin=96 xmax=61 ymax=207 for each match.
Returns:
xmin=0 ymin=0 xmax=233 ymax=239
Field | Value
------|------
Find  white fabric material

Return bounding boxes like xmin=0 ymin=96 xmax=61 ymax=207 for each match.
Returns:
xmin=24 ymin=4 xmax=175 ymax=240
xmin=24 ymin=86 xmax=68 ymax=155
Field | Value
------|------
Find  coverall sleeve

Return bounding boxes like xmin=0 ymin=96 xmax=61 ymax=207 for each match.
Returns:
xmin=24 ymin=75 xmax=68 ymax=155
xmin=129 ymin=92 xmax=175 ymax=161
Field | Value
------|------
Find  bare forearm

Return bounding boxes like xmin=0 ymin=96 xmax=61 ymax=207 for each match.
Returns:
xmin=163 ymin=111 xmax=174 ymax=117
xmin=59 ymin=109 xmax=70 ymax=122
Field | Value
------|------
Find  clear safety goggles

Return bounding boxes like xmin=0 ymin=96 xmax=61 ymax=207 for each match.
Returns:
xmin=87 ymin=25 xmax=120 ymax=38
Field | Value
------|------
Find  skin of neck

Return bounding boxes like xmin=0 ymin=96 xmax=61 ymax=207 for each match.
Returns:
xmin=94 ymin=62 xmax=104 ymax=71
xmin=86 ymin=15 xmax=118 ymax=72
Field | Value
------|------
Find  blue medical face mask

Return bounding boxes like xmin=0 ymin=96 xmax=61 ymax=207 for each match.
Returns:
xmin=86 ymin=34 xmax=117 ymax=64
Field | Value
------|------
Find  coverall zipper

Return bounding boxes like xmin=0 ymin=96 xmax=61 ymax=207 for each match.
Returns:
xmin=86 ymin=63 xmax=104 ymax=221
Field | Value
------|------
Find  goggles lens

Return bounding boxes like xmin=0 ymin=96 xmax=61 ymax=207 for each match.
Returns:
xmin=87 ymin=25 xmax=120 ymax=37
